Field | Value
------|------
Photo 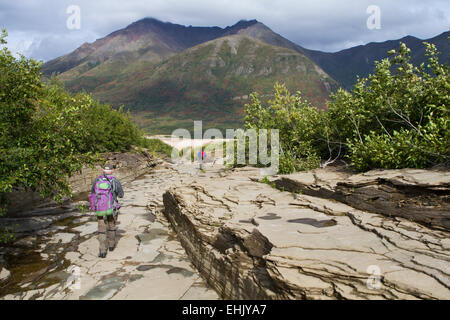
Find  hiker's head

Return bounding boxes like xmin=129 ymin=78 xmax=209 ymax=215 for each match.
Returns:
xmin=103 ymin=164 xmax=115 ymax=175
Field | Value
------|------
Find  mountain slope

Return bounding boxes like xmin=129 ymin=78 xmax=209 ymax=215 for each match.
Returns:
xmin=44 ymin=18 xmax=338 ymax=133
xmin=88 ymin=34 xmax=337 ymax=132
xmin=301 ymin=31 xmax=450 ymax=89
xmin=42 ymin=18 xmax=259 ymax=77
xmin=229 ymin=23 xmax=449 ymax=90
xmin=42 ymin=17 xmax=448 ymax=133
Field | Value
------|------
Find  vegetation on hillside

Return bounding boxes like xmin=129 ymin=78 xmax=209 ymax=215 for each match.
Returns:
xmin=0 ymin=29 xmax=148 ymax=222
xmin=244 ymin=42 xmax=449 ymax=173
xmin=58 ymin=36 xmax=337 ymax=134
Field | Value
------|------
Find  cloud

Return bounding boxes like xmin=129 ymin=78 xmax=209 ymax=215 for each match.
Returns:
xmin=1 ymin=0 xmax=449 ymax=61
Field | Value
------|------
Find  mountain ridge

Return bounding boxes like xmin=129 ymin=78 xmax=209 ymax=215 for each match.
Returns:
xmin=42 ymin=18 xmax=448 ymax=133
xmin=87 ymin=32 xmax=337 ymax=133
xmin=43 ymin=18 xmax=338 ymax=133
xmin=42 ymin=18 xmax=261 ymax=76
xmin=300 ymin=31 xmax=449 ymax=88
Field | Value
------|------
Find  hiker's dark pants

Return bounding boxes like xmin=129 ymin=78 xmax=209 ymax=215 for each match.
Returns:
xmin=97 ymin=213 xmax=117 ymax=253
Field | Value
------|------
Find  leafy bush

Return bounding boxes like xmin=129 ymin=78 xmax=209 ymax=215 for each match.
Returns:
xmin=244 ymin=41 xmax=449 ymax=173
xmin=329 ymin=42 xmax=449 ymax=170
xmin=244 ymin=82 xmax=328 ymax=173
xmin=0 ymin=29 xmax=148 ymax=218
xmin=75 ymin=98 xmax=143 ymax=153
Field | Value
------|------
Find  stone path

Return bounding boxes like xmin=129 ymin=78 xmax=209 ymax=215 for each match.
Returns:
xmin=0 ymin=162 xmax=218 ymax=300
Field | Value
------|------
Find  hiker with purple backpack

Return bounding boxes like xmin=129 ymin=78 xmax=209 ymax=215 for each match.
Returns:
xmin=89 ymin=164 xmax=124 ymax=258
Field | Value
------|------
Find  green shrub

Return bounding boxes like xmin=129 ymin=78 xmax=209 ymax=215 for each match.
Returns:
xmin=329 ymin=42 xmax=449 ymax=169
xmin=0 ymin=29 xmax=148 ymax=220
xmin=244 ymin=82 xmax=329 ymax=173
xmin=261 ymin=176 xmax=270 ymax=184
xmin=244 ymin=41 xmax=449 ymax=173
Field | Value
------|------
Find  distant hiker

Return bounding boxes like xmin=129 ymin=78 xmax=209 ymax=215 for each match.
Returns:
xmin=198 ymin=149 xmax=206 ymax=170
xmin=89 ymin=164 xmax=124 ymax=258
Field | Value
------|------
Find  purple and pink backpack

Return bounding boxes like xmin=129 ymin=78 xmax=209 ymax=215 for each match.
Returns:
xmin=89 ymin=175 xmax=120 ymax=216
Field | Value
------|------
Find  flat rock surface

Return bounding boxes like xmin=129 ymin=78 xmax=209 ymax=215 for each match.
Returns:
xmin=0 ymin=162 xmax=218 ymax=300
xmin=273 ymin=167 xmax=450 ymax=231
xmin=164 ymin=167 xmax=450 ymax=300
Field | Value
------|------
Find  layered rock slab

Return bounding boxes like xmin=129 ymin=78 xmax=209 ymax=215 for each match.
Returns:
xmin=273 ymin=168 xmax=450 ymax=231
xmin=163 ymin=167 xmax=450 ymax=300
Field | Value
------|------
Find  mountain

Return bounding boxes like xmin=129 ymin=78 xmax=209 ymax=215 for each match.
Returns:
xmin=301 ymin=31 xmax=450 ymax=89
xmin=214 ymin=22 xmax=449 ymax=90
xmin=92 ymin=34 xmax=337 ymax=133
xmin=229 ymin=24 xmax=449 ymax=90
xmin=42 ymin=18 xmax=449 ymax=133
xmin=42 ymin=18 xmax=260 ymax=77
xmin=43 ymin=18 xmax=338 ymax=133
xmin=217 ymin=23 xmax=449 ymax=90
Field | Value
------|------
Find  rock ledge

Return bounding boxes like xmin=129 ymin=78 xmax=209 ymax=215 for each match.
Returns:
xmin=163 ymin=167 xmax=450 ymax=300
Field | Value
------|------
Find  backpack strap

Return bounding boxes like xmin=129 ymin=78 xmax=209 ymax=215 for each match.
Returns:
xmin=103 ymin=174 xmax=114 ymax=205
xmin=102 ymin=174 xmax=113 ymax=186
xmin=104 ymin=175 xmax=120 ymax=211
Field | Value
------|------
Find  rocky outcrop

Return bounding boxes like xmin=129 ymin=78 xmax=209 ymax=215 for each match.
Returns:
xmin=272 ymin=168 xmax=450 ymax=231
xmin=3 ymin=150 xmax=159 ymax=217
xmin=163 ymin=167 xmax=450 ymax=300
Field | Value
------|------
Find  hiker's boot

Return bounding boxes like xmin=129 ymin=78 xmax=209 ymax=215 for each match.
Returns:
xmin=107 ymin=230 xmax=116 ymax=252
xmin=98 ymin=231 xmax=107 ymax=258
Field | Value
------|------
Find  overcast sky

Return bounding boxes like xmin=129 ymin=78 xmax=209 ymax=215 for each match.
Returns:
xmin=1 ymin=0 xmax=449 ymax=61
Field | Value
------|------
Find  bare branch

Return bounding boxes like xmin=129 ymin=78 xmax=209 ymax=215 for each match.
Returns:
xmin=348 ymin=111 xmax=363 ymax=145
xmin=375 ymin=115 xmax=393 ymax=141
xmin=386 ymin=99 xmax=425 ymax=138
xmin=320 ymin=130 xmax=343 ymax=168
